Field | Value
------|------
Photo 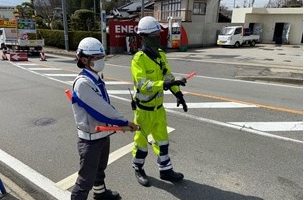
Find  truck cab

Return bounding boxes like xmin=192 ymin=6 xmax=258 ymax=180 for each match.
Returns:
xmin=217 ymin=26 xmax=260 ymax=47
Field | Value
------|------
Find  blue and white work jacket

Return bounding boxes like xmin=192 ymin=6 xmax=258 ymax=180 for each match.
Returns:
xmin=72 ymin=69 xmax=128 ymax=140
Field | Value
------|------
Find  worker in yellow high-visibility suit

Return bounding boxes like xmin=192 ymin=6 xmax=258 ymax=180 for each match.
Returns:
xmin=130 ymin=16 xmax=188 ymax=187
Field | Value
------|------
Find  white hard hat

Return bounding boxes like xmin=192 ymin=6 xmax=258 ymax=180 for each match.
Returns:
xmin=137 ymin=16 xmax=161 ymax=35
xmin=76 ymin=37 xmax=105 ymax=57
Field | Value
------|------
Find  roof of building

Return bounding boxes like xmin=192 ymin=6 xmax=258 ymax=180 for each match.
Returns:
xmin=118 ymin=0 xmax=154 ymax=12
xmin=233 ymin=7 xmax=303 ymax=15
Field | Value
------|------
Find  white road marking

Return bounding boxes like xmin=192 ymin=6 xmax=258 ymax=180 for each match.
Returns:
xmin=10 ymin=61 xmax=302 ymax=144
xmin=44 ymin=74 xmax=78 ymax=77
xmin=228 ymin=121 xmax=303 ymax=132
xmin=166 ymin=109 xmax=302 ymax=144
xmin=55 ymin=127 xmax=175 ymax=190
xmin=107 ymin=63 xmax=302 ymax=89
xmin=0 ymin=149 xmax=71 ymax=199
xmin=173 ymin=72 xmax=303 ymax=89
xmin=28 ymin=68 xmax=62 ymax=71
xmin=107 ymin=90 xmax=173 ymax=94
xmin=66 ymin=81 xmax=131 ymax=85
xmin=163 ymin=102 xmax=257 ymax=109
xmin=6 ymin=61 xmax=302 ymax=197
xmin=13 ymin=63 xmax=38 ymax=66
xmin=105 ymin=81 xmax=131 ymax=85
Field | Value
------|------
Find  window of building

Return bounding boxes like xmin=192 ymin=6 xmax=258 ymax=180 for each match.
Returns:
xmin=161 ymin=0 xmax=181 ymax=20
xmin=193 ymin=1 xmax=206 ymax=15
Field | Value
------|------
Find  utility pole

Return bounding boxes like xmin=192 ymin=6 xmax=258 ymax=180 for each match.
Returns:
xmin=233 ymin=0 xmax=236 ymax=8
xmin=100 ymin=0 xmax=107 ymax=53
xmin=141 ymin=0 xmax=144 ymax=18
xmin=94 ymin=0 xmax=96 ymax=16
xmin=62 ymin=0 xmax=69 ymax=51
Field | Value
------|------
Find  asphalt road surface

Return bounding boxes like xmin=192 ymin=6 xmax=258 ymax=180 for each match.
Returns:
xmin=0 ymin=53 xmax=302 ymax=200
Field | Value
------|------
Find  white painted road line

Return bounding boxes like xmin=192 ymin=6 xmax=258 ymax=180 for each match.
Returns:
xmin=66 ymin=81 xmax=132 ymax=85
xmin=11 ymin=61 xmax=302 ymax=144
xmin=166 ymin=109 xmax=302 ymax=144
xmin=0 ymin=149 xmax=71 ymax=199
xmin=13 ymin=63 xmax=37 ymax=66
xmin=163 ymin=102 xmax=257 ymax=109
xmin=107 ymin=90 xmax=174 ymax=95
xmin=55 ymin=127 xmax=175 ymax=190
xmin=44 ymin=74 xmax=78 ymax=77
xmin=107 ymin=63 xmax=302 ymax=89
xmin=104 ymin=81 xmax=131 ymax=85
xmin=228 ymin=121 xmax=303 ymax=132
xmin=28 ymin=68 xmax=62 ymax=71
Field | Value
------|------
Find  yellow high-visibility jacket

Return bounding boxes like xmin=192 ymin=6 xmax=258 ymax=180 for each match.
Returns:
xmin=131 ymin=49 xmax=180 ymax=108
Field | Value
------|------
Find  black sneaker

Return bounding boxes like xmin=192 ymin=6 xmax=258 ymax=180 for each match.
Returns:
xmin=94 ymin=189 xmax=121 ymax=200
xmin=160 ymin=169 xmax=184 ymax=182
xmin=135 ymin=168 xmax=150 ymax=187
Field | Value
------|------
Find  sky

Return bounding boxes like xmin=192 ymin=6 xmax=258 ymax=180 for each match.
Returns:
xmin=0 ymin=0 xmax=269 ymax=8
xmin=221 ymin=0 xmax=269 ymax=8
xmin=0 ymin=0 xmax=29 ymax=6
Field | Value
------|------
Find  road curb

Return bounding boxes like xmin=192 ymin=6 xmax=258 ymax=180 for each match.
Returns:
xmin=0 ymin=161 xmax=57 ymax=200
xmin=235 ymin=76 xmax=303 ymax=85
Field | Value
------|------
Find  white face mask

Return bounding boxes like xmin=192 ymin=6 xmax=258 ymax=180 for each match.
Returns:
xmin=91 ymin=59 xmax=105 ymax=72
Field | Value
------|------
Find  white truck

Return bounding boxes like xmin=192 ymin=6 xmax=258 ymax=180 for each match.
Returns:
xmin=217 ymin=26 xmax=260 ymax=47
xmin=0 ymin=28 xmax=44 ymax=54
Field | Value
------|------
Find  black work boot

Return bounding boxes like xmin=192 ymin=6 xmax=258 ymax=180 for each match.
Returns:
xmin=135 ymin=168 xmax=150 ymax=187
xmin=94 ymin=189 xmax=121 ymax=200
xmin=160 ymin=169 xmax=184 ymax=182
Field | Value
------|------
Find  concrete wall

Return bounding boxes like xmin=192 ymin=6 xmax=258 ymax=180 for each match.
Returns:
xmin=244 ymin=14 xmax=302 ymax=44
xmin=182 ymin=0 xmax=221 ymax=46
xmin=232 ymin=8 xmax=303 ymax=44
xmin=154 ymin=0 xmax=223 ymax=46
xmin=0 ymin=7 xmax=15 ymax=19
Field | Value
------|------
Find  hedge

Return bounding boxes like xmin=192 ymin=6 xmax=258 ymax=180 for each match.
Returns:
xmin=37 ymin=29 xmax=102 ymax=50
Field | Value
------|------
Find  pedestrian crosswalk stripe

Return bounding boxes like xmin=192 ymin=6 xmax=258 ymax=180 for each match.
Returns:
xmin=44 ymin=74 xmax=78 ymax=77
xmin=29 ymin=68 xmax=62 ymax=71
xmin=104 ymin=81 xmax=131 ymax=85
xmin=107 ymin=90 xmax=173 ymax=94
xmin=13 ymin=63 xmax=37 ymax=66
xmin=66 ymin=81 xmax=131 ymax=85
xmin=163 ymin=102 xmax=257 ymax=108
xmin=228 ymin=121 xmax=303 ymax=131
xmin=55 ymin=126 xmax=175 ymax=190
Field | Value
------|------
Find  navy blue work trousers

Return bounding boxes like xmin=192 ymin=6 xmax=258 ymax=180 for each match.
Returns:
xmin=71 ymin=137 xmax=110 ymax=200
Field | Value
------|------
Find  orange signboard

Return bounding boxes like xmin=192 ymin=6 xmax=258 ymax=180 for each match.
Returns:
xmin=0 ymin=20 xmax=17 ymax=28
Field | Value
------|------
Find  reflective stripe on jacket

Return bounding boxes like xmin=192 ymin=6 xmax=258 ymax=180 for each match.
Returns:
xmin=131 ymin=49 xmax=180 ymax=107
xmin=72 ymin=69 xmax=128 ymax=134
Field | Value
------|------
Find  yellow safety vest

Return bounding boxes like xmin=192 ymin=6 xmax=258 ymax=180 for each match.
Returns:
xmin=131 ymin=49 xmax=180 ymax=109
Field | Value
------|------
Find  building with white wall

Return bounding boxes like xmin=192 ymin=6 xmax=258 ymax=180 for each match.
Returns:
xmin=0 ymin=6 xmax=15 ymax=19
xmin=232 ymin=8 xmax=303 ymax=44
xmin=154 ymin=0 xmax=224 ymax=47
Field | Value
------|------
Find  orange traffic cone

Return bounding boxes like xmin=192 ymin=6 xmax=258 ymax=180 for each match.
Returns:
xmin=40 ymin=49 xmax=47 ymax=61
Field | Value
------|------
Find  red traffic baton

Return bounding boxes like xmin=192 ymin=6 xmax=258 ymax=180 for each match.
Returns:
xmin=95 ymin=126 xmax=131 ymax=132
xmin=185 ymin=71 xmax=197 ymax=80
xmin=65 ymin=89 xmax=140 ymax=133
xmin=65 ymin=89 xmax=72 ymax=101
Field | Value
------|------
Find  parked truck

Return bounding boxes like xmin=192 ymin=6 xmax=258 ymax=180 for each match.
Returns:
xmin=217 ymin=26 xmax=260 ymax=47
xmin=0 ymin=19 xmax=44 ymax=54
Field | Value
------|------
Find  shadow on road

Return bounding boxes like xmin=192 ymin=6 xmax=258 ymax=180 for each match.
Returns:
xmin=149 ymin=177 xmax=263 ymax=200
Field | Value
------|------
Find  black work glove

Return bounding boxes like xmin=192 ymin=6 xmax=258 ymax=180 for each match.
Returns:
xmin=174 ymin=91 xmax=188 ymax=112
xmin=163 ymin=77 xmax=187 ymax=90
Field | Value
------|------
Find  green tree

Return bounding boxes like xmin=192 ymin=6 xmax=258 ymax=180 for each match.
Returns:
xmin=14 ymin=2 xmax=35 ymax=18
xmin=70 ymin=9 xmax=95 ymax=31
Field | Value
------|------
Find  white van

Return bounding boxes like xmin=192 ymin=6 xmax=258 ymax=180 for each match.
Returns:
xmin=217 ymin=26 xmax=260 ymax=47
